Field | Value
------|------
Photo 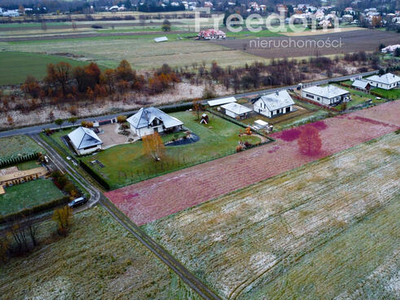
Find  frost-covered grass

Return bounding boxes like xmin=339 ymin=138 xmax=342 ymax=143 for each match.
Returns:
xmin=0 ymin=206 xmax=200 ymax=300
xmin=143 ymin=132 xmax=400 ymax=299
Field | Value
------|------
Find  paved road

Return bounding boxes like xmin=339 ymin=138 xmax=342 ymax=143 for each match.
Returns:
xmin=0 ymin=70 xmax=378 ymax=139
xmin=29 ymin=133 xmax=221 ymax=300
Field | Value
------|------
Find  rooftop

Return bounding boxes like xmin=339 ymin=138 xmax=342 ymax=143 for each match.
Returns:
xmin=367 ymin=73 xmax=400 ymax=85
xmin=68 ymin=127 xmax=103 ymax=150
xmin=127 ymin=107 xmax=183 ymax=129
xmin=221 ymin=102 xmax=252 ymax=115
xmin=257 ymin=90 xmax=295 ymax=111
xmin=302 ymin=85 xmax=349 ymax=98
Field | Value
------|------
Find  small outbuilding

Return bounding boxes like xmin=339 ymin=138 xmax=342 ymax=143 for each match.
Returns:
xmin=221 ymin=102 xmax=252 ymax=119
xmin=67 ymin=126 xmax=103 ymax=155
xmin=207 ymin=97 xmax=237 ymax=107
xmin=351 ymin=80 xmax=371 ymax=93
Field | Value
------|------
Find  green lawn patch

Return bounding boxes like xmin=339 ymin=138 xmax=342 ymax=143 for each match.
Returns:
xmin=0 ymin=179 xmax=64 ymax=216
xmin=0 ymin=51 xmax=88 ymax=85
xmin=16 ymin=160 xmax=41 ymax=170
xmin=80 ymin=111 xmax=262 ymax=189
xmin=371 ymin=87 xmax=400 ymax=99
xmin=0 ymin=135 xmax=44 ymax=167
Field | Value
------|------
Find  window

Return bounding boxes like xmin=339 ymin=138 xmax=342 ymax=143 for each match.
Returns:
xmin=305 ymin=94 xmax=314 ymax=99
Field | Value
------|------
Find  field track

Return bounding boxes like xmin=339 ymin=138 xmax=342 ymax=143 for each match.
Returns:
xmin=106 ymin=100 xmax=400 ymax=225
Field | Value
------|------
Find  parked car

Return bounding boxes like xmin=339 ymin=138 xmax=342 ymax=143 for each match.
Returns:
xmin=68 ymin=197 xmax=87 ymax=208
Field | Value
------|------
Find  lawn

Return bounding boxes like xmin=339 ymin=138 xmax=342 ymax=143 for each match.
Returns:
xmin=371 ymin=87 xmax=400 ymax=99
xmin=332 ymin=84 xmax=384 ymax=110
xmin=0 ymin=51 xmax=88 ymax=85
xmin=142 ymin=131 xmax=400 ymax=299
xmin=80 ymin=111 xmax=261 ymax=189
xmin=0 ymin=179 xmax=64 ymax=216
xmin=241 ymin=101 xmax=331 ymax=131
xmin=16 ymin=160 xmax=41 ymax=170
xmin=0 ymin=135 xmax=44 ymax=167
xmin=0 ymin=206 xmax=201 ymax=299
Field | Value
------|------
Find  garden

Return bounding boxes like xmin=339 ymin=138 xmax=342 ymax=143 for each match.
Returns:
xmin=79 ymin=111 xmax=263 ymax=189
xmin=371 ymin=87 xmax=400 ymax=99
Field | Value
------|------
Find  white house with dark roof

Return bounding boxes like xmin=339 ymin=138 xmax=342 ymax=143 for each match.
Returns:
xmin=253 ymin=90 xmax=295 ymax=118
xmin=67 ymin=126 xmax=103 ymax=155
xmin=127 ymin=107 xmax=183 ymax=138
xmin=301 ymin=85 xmax=350 ymax=105
xmin=221 ymin=102 xmax=252 ymax=119
xmin=366 ymin=73 xmax=400 ymax=90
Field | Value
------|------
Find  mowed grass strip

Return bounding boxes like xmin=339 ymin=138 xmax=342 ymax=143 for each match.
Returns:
xmin=0 ymin=179 xmax=64 ymax=216
xmin=81 ymin=111 xmax=261 ymax=189
xmin=143 ymin=132 xmax=400 ymax=299
xmin=0 ymin=51 xmax=87 ymax=85
xmin=0 ymin=207 xmax=201 ymax=300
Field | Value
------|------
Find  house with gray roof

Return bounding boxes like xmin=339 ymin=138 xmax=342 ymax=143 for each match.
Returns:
xmin=366 ymin=73 xmax=400 ymax=90
xmin=351 ymin=79 xmax=371 ymax=93
xmin=127 ymin=107 xmax=183 ymax=138
xmin=301 ymin=85 xmax=350 ymax=106
xmin=221 ymin=102 xmax=252 ymax=119
xmin=253 ymin=90 xmax=295 ymax=118
xmin=67 ymin=126 xmax=103 ymax=155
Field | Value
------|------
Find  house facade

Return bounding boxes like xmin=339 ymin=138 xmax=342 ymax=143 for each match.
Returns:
xmin=253 ymin=90 xmax=295 ymax=118
xmin=67 ymin=126 xmax=103 ymax=155
xmin=127 ymin=107 xmax=183 ymax=138
xmin=301 ymin=85 xmax=350 ymax=105
xmin=366 ymin=73 xmax=400 ymax=90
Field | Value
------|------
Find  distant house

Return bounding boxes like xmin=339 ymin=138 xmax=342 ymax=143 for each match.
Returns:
xmin=67 ymin=126 xmax=103 ymax=155
xmin=221 ymin=103 xmax=252 ymax=119
xmin=366 ymin=73 xmax=400 ymax=90
xmin=127 ymin=107 xmax=183 ymax=138
xmin=301 ymin=85 xmax=350 ymax=105
xmin=351 ymin=79 xmax=371 ymax=93
xmin=198 ymin=29 xmax=226 ymax=40
xmin=253 ymin=90 xmax=295 ymax=118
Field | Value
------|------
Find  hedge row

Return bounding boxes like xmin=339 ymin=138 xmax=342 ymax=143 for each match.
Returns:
xmin=0 ymin=196 xmax=70 ymax=225
xmin=161 ymin=102 xmax=194 ymax=114
xmin=79 ymin=160 xmax=110 ymax=191
xmin=0 ymin=152 xmax=40 ymax=168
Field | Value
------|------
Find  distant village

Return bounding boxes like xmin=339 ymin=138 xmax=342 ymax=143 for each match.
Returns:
xmin=1 ymin=0 xmax=400 ymax=31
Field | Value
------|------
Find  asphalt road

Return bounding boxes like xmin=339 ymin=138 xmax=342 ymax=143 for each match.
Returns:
xmin=0 ymin=70 xmax=378 ymax=139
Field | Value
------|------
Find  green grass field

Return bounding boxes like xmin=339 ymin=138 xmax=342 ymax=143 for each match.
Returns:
xmin=0 ymin=135 xmax=44 ymax=166
xmin=76 ymin=111 xmax=261 ymax=189
xmin=0 ymin=179 xmax=64 ymax=216
xmin=372 ymin=87 xmax=400 ymax=99
xmin=0 ymin=207 xmax=201 ymax=299
xmin=1 ymin=33 xmax=267 ymax=70
xmin=143 ymin=132 xmax=400 ymax=299
xmin=0 ymin=51 xmax=88 ymax=85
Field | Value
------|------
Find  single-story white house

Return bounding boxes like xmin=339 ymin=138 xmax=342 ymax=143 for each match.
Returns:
xmin=253 ymin=90 xmax=295 ymax=118
xmin=301 ymin=85 xmax=350 ymax=105
xmin=127 ymin=107 xmax=183 ymax=138
xmin=366 ymin=73 xmax=400 ymax=90
xmin=221 ymin=102 xmax=252 ymax=119
xmin=351 ymin=80 xmax=371 ymax=92
xmin=67 ymin=126 xmax=103 ymax=155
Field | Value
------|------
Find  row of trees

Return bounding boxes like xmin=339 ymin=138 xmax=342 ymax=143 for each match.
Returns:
xmin=22 ymin=59 xmax=179 ymax=102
